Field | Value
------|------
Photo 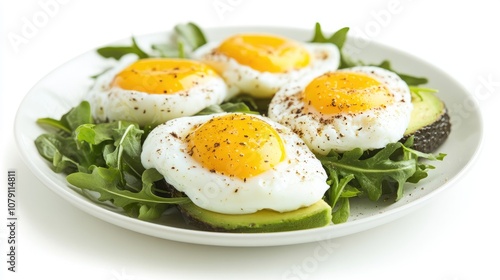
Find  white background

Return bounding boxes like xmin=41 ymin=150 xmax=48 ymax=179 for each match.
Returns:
xmin=1 ymin=0 xmax=499 ymax=279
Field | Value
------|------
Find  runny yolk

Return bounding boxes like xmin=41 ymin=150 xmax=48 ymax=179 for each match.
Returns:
xmin=216 ymin=34 xmax=310 ymax=73
xmin=186 ymin=114 xmax=286 ymax=180
xmin=111 ymin=58 xmax=218 ymax=94
xmin=303 ymin=72 xmax=394 ymax=115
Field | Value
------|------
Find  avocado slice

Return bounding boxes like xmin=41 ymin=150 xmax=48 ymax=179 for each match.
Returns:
xmin=402 ymin=91 xmax=451 ymax=153
xmin=178 ymin=200 xmax=332 ymax=233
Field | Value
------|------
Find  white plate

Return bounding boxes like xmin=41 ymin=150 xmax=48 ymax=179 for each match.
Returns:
xmin=14 ymin=26 xmax=483 ymax=247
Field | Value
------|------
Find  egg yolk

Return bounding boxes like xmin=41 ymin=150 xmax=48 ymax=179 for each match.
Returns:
xmin=303 ymin=72 xmax=395 ymax=115
xmin=111 ymin=58 xmax=218 ymax=94
xmin=186 ymin=114 xmax=286 ymax=180
xmin=216 ymin=34 xmax=310 ymax=73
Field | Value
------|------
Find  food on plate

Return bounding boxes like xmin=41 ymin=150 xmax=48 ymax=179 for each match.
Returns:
xmin=268 ymin=66 xmax=413 ymax=155
xmin=141 ymin=113 xmax=332 ymax=230
xmin=402 ymin=90 xmax=451 ymax=153
xmin=192 ymin=33 xmax=340 ymax=99
xmin=87 ymin=57 xmax=228 ymax=126
xmin=34 ymin=22 xmax=449 ymax=232
xmin=140 ymin=113 xmax=332 ymax=230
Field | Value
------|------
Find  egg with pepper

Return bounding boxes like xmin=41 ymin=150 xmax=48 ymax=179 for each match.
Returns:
xmin=268 ymin=66 xmax=413 ymax=155
xmin=87 ymin=56 xmax=228 ymax=126
xmin=140 ymin=113 xmax=329 ymax=214
xmin=192 ymin=33 xmax=340 ymax=98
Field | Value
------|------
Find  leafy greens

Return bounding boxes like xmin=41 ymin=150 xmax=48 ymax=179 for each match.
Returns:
xmin=96 ymin=22 xmax=207 ymax=60
xmin=35 ymin=101 xmax=190 ymax=221
xmin=320 ymin=138 xmax=445 ymax=223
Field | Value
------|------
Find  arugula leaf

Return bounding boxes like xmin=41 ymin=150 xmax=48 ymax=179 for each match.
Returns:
xmin=37 ymin=101 xmax=93 ymax=134
xmin=36 ymin=102 xmax=191 ymax=221
xmin=321 ymin=143 xmax=414 ymax=201
xmin=96 ymin=37 xmax=149 ymax=60
xmin=375 ymin=60 xmax=428 ymax=86
xmin=310 ymin=23 xmax=349 ymax=50
xmin=95 ymin=22 xmax=207 ymax=62
xmin=401 ymin=137 xmax=446 ymax=186
xmin=195 ymin=101 xmax=258 ymax=116
xmin=151 ymin=41 xmax=187 ymax=58
xmin=228 ymin=94 xmax=274 ymax=115
xmin=35 ymin=133 xmax=80 ymax=173
xmin=73 ymin=120 xmax=146 ymax=192
xmin=319 ymin=137 xmax=445 ymax=203
xmin=35 ymin=103 xmax=105 ymax=173
xmin=332 ymin=198 xmax=350 ymax=224
xmin=174 ymin=22 xmax=207 ymax=50
xmin=36 ymin=118 xmax=72 ymax=134
xmin=151 ymin=22 xmax=206 ymax=58
xmin=319 ymin=137 xmax=445 ymax=224
xmin=310 ymin=23 xmax=355 ymax=68
xmin=67 ymin=166 xmax=189 ymax=220
xmin=323 ymin=171 xmax=357 ymax=224
xmin=142 ymin=168 xmax=165 ymax=189
xmin=75 ymin=123 xmax=114 ymax=145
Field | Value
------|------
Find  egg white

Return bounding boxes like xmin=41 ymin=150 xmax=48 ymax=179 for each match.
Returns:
xmin=192 ymin=40 xmax=340 ymax=99
xmin=141 ymin=113 xmax=329 ymax=215
xmin=86 ymin=55 xmax=228 ymax=126
xmin=268 ymin=66 xmax=413 ymax=155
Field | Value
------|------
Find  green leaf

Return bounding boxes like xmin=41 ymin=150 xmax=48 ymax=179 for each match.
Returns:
xmin=37 ymin=101 xmax=92 ymax=134
xmin=310 ymin=22 xmax=328 ymax=43
xmin=152 ymin=41 xmax=187 ymax=58
xmin=310 ymin=23 xmax=353 ymax=69
xmin=62 ymin=101 xmax=93 ymax=131
xmin=174 ymin=22 xmax=207 ymax=50
xmin=320 ymin=142 xmax=417 ymax=201
xmin=323 ymin=166 xmax=360 ymax=224
xmin=73 ymin=121 xmax=144 ymax=172
xmin=195 ymin=102 xmax=258 ymax=116
xmin=320 ymin=137 xmax=445 ymax=205
xmin=328 ymin=27 xmax=350 ymax=50
xmin=75 ymin=123 xmax=114 ymax=145
xmin=400 ymin=139 xmax=446 ymax=185
xmin=142 ymin=168 xmax=165 ymax=189
xmin=36 ymin=117 xmax=71 ymax=134
xmin=96 ymin=37 xmax=149 ymax=60
xmin=227 ymin=94 xmax=273 ymax=115
xmin=332 ymin=198 xmax=350 ymax=224
xmin=67 ymin=166 xmax=190 ymax=220
xmin=325 ymin=171 xmax=355 ymax=210
xmin=36 ymin=102 xmax=190 ymax=221
xmin=177 ymin=41 xmax=186 ymax=58
xmin=310 ymin=23 xmax=349 ymax=48
xmin=375 ymin=60 xmax=428 ymax=86
xmin=151 ymin=43 xmax=179 ymax=58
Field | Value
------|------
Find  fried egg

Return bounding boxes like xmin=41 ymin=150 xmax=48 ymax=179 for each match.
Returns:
xmin=268 ymin=66 xmax=413 ymax=155
xmin=192 ymin=33 xmax=340 ymax=99
xmin=87 ymin=55 xmax=228 ymax=126
xmin=141 ymin=113 xmax=329 ymax=214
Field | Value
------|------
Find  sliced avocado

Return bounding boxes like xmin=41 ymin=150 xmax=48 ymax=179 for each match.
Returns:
xmin=402 ymin=91 xmax=451 ymax=153
xmin=178 ymin=200 xmax=332 ymax=233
